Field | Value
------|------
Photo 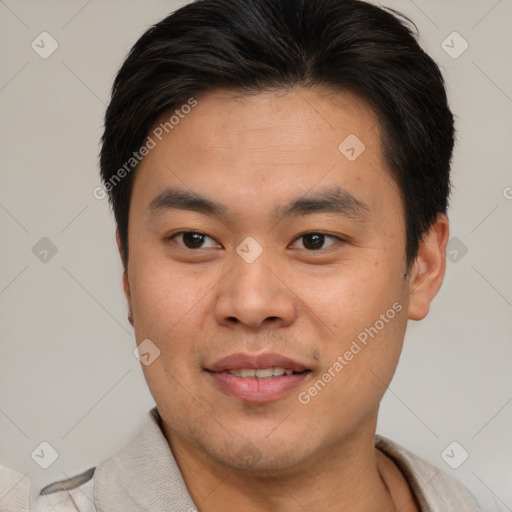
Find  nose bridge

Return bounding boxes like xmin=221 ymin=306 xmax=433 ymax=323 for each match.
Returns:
xmin=214 ymin=248 xmax=296 ymax=329
xmin=233 ymin=254 xmax=275 ymax=302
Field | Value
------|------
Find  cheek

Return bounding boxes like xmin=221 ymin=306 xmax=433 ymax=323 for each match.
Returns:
xmin=300 ymin=304 xmax=408 ymax=431
xmin=295 ymin=258 xmax=408 ymax=396
xmin=297 ymin=263 xmax=405 ymax=336
xmin=128 ymin=256 xmax=210 ymax=341
xmin=130 ymin=264 xmax=208 ymax=396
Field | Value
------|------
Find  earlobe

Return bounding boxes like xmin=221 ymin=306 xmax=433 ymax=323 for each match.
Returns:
xmin=407 ymin=214 xmax=449 ymax=321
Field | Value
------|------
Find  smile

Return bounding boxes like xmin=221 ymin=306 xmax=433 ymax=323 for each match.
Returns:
xmin=225 ymin=367 xmax=297 ymax=378
xmin=205 ymin=353 xmax=313 ymax=403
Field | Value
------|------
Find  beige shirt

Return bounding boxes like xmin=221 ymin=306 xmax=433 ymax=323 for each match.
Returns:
xmin=0 ymin=463 xmax=30 ymax=512
xmin=33 ymin=408 xmax=482 ymax=511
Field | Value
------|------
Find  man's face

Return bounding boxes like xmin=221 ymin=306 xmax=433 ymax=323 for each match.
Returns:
xmin=125 ymin=87 xmax=413 ymax=472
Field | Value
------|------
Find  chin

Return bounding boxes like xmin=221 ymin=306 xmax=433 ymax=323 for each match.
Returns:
xmin=203 ymin=432 xmax=314 ymax=476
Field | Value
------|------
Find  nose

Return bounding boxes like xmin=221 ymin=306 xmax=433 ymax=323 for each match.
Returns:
xmin=213 ymin=252 xmax=297 ymax=330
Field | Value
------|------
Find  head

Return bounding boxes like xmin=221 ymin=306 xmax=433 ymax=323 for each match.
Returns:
xmin=100 ymin=0 xmax=452 ymax=474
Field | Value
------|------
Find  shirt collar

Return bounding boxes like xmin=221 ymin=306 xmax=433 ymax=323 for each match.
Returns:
xmin=375 ymin=435 xmax=480 ymax=512
xmin=93 ymin=408 xmax=479 ymax=512
xmin=93 ymin=407 xmax=197 ymax=511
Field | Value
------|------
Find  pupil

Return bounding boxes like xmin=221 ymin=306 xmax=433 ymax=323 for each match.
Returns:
xmin=184 ymin=232 xmax=204 ymax=248
xmin=304 ymin=234 xmax=323 ymax=250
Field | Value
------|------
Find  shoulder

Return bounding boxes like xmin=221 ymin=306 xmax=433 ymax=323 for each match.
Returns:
xmin=0 ymin=463 xmax=30 ymax=512
xmin=375 ymin=435 xmax=481 ymax=512
xmin=31 ymin=409 xmax=166 ymax=512
xmin=32 ymin=467 xmax=97 ymax=512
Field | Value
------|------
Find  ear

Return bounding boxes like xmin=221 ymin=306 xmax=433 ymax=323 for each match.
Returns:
xmin=116 ymin=230 xmax=133 ymax=326
xmin=407 ymin=213 xmax=449 ymax=321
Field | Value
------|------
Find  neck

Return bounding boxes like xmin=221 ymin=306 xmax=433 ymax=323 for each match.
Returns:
xmin=164 ymin=419 xmax=395 ymax=512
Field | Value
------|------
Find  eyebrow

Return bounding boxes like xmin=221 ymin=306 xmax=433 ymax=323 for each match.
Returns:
xmin=147 ymin=186 xmax=370 ymax=221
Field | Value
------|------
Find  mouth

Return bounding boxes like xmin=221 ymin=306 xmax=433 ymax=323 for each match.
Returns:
xmin=205 ymin=352 xmax=313 ymax=403
xmin=220 ymin=367 xmax=307 ymax=379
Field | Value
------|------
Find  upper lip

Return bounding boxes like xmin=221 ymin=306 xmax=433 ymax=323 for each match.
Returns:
xmin=207 ymin=352 xmax=309 ymax=373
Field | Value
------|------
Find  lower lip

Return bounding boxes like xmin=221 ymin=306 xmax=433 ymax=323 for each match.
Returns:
xmin=207 ymin=371 xmax=310 ymax=403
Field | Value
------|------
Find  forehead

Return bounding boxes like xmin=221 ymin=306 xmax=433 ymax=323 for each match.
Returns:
xmin=160 ymin=87 xmax=380 ymax=156
xmin=131 ymin=86 xmax=400 ymax=221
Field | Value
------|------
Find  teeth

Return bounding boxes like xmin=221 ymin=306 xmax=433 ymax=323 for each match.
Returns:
xmin=255 ymin=368 xmax=274 ymax=378
xmin=228 ymin=367 xmax=295 ymax=379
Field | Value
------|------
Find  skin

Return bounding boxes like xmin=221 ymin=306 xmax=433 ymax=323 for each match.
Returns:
xmin=120 ymin=86 xmax=449 ymax=511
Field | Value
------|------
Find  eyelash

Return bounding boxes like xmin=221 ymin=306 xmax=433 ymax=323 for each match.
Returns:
xmin=167 ymin=231 xmax=343 ymax=252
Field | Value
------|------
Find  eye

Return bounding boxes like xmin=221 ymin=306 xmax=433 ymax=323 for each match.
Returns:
xmin=169 ymin=231 xmax=221 ymax=249
xmin=290 ymin=232 xmax=340 ymax=251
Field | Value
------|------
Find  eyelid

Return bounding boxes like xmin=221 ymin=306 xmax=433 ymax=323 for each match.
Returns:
xmin=289 ymin=232 xmax=343 ymax=250
xmin=168 ymin=231 xmax=222 ymax=249
xmin=166 ymin=230 xmax=345 ymax=251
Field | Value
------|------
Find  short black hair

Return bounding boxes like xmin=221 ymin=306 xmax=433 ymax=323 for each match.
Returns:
xmin=100 ymin=0 xmax=454 ymax=269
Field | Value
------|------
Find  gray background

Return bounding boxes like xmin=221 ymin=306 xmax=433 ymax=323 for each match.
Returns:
xmin=0 ymin=0 xmax=510 ymax=509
